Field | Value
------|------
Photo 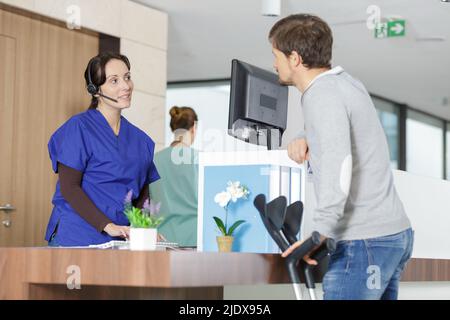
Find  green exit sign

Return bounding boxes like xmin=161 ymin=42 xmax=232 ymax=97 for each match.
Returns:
xmin=375 ymin=20 xmax=406 ymax=38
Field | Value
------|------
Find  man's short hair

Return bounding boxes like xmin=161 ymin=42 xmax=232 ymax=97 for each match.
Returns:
xmin=269 ymin=14 xmax=333 ymax=69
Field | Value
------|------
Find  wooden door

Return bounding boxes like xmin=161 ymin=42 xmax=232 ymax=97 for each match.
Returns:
xmin=0 ymin=34 xmax=16 ymax=246
xmin=0 ymin=7 xmax=98 ymax=246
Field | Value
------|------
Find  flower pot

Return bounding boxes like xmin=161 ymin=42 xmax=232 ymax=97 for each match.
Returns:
xmin=129 ymin=228 xmax=157 ymax=251
xmin=216 ymin=235 xmax=234 ymax=252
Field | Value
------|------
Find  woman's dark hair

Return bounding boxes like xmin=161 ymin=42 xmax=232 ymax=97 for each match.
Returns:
xmin=84 ymin=52 xmax=131 ymax=109
xmin=169 ymin=106 xmax=198 ymax=132
xmin=269 ymin=14 xmax=333 ymax=69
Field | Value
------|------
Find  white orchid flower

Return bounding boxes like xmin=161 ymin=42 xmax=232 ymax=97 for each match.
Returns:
xmin=226 ymin=181 xmax=239 ymax=202
xmin=227 ymin=181 xmax=240 ymax=188
xmin=226 ymin=181 xmax=249 ymax=202
xmin=228 ymin=187 xmax=244 ymax=202
xmin=214 ymin=191 xmax=231 ymax=208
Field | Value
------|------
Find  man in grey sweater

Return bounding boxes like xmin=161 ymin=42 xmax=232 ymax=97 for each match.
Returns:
xmin=271 ymin=14 xmax=413 ymax=300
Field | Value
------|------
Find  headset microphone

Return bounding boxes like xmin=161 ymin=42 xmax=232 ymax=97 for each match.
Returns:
xmin=96 ymin=92 xmax=118 ymax=103
xmin=86 ymin=59 xmax=118 ymax=103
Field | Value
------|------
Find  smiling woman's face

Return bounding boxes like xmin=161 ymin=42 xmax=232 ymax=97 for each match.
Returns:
xmin=98 ymin=58 xmax=134 ymax=109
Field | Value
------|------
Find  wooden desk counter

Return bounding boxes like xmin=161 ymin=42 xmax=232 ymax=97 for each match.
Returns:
xmin=1 ymin=247 xmax=448 ymax=300
xmin=0 ymin=247 xmax=291 ymax=299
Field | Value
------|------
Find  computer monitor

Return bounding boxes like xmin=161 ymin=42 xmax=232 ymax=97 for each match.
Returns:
xmin=228 ymin=59 xmax=288 ymax=150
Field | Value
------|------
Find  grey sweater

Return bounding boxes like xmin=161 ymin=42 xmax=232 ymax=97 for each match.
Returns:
xmin=300 ymin=66 xmax=411 ymax=241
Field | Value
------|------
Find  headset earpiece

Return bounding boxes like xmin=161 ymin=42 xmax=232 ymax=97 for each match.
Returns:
xmin=85 ymin=56 xmax=118 ymax=103
xmin=86 ymin=59 xmax=98 ymax=96
xmin=87 ymin=83 xmax=98 ymax=95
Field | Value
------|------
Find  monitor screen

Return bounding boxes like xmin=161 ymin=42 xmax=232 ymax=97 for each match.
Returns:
xmin=228 ymin=59 xmax=288 ymax=149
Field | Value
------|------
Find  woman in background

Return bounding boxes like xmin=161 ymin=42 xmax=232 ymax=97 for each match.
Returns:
xmin=150 ymin=106 xmax=198 ymax=247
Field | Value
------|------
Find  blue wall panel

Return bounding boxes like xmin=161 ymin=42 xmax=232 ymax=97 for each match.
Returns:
xmin=201 ymin=165 xmax=279 ymax=253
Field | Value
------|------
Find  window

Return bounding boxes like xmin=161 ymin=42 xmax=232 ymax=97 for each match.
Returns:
xmin=447 ymin=122 xmax=450 ymax=180
xmin=372 ymin=97 xmax=399 ymax=169
xmin=406 ymin=110 xmax=444 ymax=179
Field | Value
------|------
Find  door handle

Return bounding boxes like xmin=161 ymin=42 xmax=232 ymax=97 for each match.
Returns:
xmin=0 ymin=204 xmax=15 ymax=212
xmin=2 ymin=220 xmax=11 ymax=228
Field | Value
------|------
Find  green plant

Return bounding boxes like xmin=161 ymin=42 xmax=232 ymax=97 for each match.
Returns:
xmin=213 ymin=216 xmax=246 ymax=237
xmin=123 ymin=190 xmax=163 ymax=228
xmin=213 ymin=181 xmax=250 ymax=236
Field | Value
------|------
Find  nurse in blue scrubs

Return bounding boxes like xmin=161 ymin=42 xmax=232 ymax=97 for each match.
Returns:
xmin=45 ymin=52 xmax=160 ymax=246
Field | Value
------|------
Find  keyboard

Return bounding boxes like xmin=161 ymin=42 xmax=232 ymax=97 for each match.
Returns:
xmin=157 ymin=241 xmax=180 ymax=249
xmin=89 ymin=240 xmax=179 ymax=249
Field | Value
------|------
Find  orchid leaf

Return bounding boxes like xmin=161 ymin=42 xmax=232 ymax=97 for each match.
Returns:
xmin=213 ymin=216 xmax=226 ymax=236
xmin=227 ymin=220 xmax=246 ymax=236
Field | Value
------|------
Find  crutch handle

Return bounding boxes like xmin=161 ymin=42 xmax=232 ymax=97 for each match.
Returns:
xmin=285 ymin=231 xmax=322 ymax=284
xmin=288 ymin=231 xmax=322 ymax=262
xmin=303 ymin=238 xmax=336 ymax=289
xmin=311 ymin=238 xmax=336 ymax=261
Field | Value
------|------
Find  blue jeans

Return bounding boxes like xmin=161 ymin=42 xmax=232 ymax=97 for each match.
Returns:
xmin=322 ymin=228 xmax=414 ymax=300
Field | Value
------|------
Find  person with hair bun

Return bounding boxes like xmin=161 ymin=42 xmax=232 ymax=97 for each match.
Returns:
xmin=149 ymin=106 xmax=199 ymax=247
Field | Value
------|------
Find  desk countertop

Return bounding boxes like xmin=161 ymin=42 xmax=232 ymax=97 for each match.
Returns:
xmin=0 ymin=247 xmax=448 ymax=300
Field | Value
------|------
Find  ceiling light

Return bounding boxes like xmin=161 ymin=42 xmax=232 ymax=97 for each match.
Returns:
xmin=262 ymin=0 xmax=280 ymax=17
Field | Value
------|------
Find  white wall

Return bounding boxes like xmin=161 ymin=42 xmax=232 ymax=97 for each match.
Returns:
xmin=119 ymin=1 xmax=168 ymax=148
xmin=0 ymin=0 xmax=168 ymax=149
xmin=393 ymin=171 xmax=450 ymax=259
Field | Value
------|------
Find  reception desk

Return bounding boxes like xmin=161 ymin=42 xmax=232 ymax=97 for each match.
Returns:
xmin=0 ymin=247 xmax=296 ymax=300
xmin=1 ymin=247 xmax=448 ymax=300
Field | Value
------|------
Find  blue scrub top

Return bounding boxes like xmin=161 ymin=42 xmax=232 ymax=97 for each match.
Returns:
xmin=45 ymin=109 xmax=160 ymax=246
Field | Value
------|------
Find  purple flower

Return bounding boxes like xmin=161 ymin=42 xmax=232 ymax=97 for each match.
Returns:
xmin=143 ymin=199 xmax=161 ymax=216
xmin=142 ymin=199 xmax=150 ymax=211
xmin=124 ymin=190 xmax=133 ymax=205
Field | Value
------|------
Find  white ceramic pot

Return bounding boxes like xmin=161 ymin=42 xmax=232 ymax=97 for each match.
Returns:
xmin=129 ymin=228 xmax=157 ymax=251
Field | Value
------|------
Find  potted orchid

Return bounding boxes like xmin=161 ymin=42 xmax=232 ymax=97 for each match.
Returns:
xmin=213 ymin=181 xmax=250 ymax=252
xmin=123 ymin=190 xmax=163 ymax=251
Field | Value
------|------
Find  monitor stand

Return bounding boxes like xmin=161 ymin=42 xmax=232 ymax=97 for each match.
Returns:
xmin=254 ymin=125 xmax=281 ymax=150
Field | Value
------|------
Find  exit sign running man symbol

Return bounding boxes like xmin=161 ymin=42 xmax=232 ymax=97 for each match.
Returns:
xmin=375 ymin=19 xmax=406 ymax=38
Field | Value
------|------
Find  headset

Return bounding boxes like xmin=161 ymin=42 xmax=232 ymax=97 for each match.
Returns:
xmin=86 ymin=59 xmax=118 ymax=103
